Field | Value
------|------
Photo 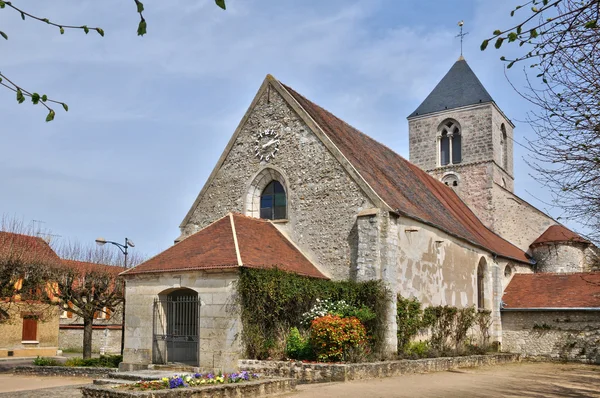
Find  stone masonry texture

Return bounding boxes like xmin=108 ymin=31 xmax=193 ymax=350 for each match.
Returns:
xmin=502 ymin=311 xmax=600 ymax=363
xmin=181 ymin=85 xmax=374 ymax=281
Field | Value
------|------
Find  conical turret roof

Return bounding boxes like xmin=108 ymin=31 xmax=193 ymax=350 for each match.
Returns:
xmin=409 ymin=57 xmax=494 ymax=118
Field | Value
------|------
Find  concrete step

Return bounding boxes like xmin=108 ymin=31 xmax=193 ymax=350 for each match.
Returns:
xmin=94 ymin=378 xmax=136 ymax=386
xmin=108 ymin=370 xmax=195 ymax=381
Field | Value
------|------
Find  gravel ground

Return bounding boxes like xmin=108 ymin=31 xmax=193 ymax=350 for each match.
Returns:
xmin=287 ymin=362 xmax=600 ymax=398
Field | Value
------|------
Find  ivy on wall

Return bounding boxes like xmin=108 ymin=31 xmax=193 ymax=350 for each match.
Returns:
xmin=236 ymin=268 xmax=389 ymax=359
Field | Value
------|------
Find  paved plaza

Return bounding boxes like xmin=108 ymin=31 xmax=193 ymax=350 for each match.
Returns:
xmin=0 ymin=362 xmax=598 ymax=397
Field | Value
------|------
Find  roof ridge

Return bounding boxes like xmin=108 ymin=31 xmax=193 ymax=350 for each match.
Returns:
xmin=229 ymin=213 xmax=243 ymax=266
xmin=281 ymin=81 xmax=528 ymax=263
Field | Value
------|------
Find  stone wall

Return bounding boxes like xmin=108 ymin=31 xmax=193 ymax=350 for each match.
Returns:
xmin=409 ymin=104 xmax=495 ymax=171
xmin=532 ymin=243 xmax=595 ymax=273
xmin=15 ymin=365 xmax=116 ymax=378
xmin=180 ymin=83 xmax=374 ymax=281
xmin=239 ymin=354 xmax=520 ymax=384
xmin=490 ymin=184 xmax=556 ymax=252
xmin=122 ymin=270 xmax=241 ymax=372
xmin=396 ymin=216 xmax=507 ymax=342
xmin=502 ymin=310 xmax=600 ymax=363
xmin=81 ymin=378 xmax=296 ymax=398
xmin=59 ymin=326 xmax=122 ymax=354
xmin=0 ymin=303 xmax=59 ymax=358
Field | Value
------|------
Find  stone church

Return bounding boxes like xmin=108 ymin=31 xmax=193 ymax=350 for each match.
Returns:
xmin=120 ymin=57 xmax=599 ymax=371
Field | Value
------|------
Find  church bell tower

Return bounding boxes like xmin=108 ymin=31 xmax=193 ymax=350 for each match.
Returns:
xmin=407 ymin=57 xmax=515 ymax=229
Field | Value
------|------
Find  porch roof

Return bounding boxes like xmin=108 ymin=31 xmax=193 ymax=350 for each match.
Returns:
xmin=121 ymin=213 xmax=327 ymax=279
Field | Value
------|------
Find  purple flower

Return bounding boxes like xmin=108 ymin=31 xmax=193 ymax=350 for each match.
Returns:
xmin=169 ymin=377 xmax=185 ymax=389
xmin=194 ymin=373 xmax=202 ymax=378
xmin=207 ymin=373 xmax=214 ymax=379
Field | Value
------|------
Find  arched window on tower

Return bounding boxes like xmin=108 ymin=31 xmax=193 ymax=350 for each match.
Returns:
xmin=438 ymin=120 xmax=462 ymax=166
xmin=260 ymin=180 xmax=287 ymax=220
xmin=500 ymin=124 xmax=508 ymax=170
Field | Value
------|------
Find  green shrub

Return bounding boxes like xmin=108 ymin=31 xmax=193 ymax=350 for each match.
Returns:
xmin=33 ymin=356 xmax=59 ymax=366
xmin=64 ymin=355 xmax=122 ymax=368
xmin=237 ymin=268 xmax=389 ymax=359
xmin=285 ymin=327 xmax=313 ymax=360
xmin=403 ymin=341 xmax=429 ymax=359
xmin=396 ymin=295 xmax=423 ymax=351
xmin=309 ymin=315 xmax=368 ymax=362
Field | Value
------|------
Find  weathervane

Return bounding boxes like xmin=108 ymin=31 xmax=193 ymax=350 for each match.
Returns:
xmin=456 ymin=21 xmax=469 ymax=56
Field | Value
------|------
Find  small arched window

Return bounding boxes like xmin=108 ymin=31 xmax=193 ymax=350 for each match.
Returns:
xmin=442 ymin=173 xmax=459 ymax=188
xmin=439 ymin=120 xmax=461 ymax=166
xmin=260 ymin=181 xmax=287 ymax=220
xmin=500 ymin=124 xmax=508 ymax=170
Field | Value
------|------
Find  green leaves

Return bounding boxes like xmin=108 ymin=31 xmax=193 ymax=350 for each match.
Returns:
xmin=96 ymin=27 xmax=104 ymax=37
xmin=16 ymin=89 xmax=25 ymax=104
xmin=62 ymin=103 xmax=69 ymax=112
xmin=137 ymin=19 xmax=147 ymax=36
xmin=480 ymin=39 xmax=489 ymax=51
xmin=495 ymin=37 xmax=504 ymax=49
xmin=215 ymin=0 xmax=226 ymax=10
xmin=82 ymin=25 xmax=89 ymax=34
xmin=45 ymin=109 xmax=55 ymax=122
xmin=584 ymin=20 xmax=597 ymax=28
xmin=0 ymin=30 xmax=7 ymax=40
xmin=136 ymin=0 xmax=144 ymax=13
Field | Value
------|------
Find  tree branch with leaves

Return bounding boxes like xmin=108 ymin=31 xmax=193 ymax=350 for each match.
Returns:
xmin=0 ymin=0 xmax=227 ymax=121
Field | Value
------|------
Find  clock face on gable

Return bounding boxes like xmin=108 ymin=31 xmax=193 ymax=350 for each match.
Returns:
xmin=254 ymin=129 xmax=280 ymax=162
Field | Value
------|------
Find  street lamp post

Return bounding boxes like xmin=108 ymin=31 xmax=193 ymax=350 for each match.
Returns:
xmin=95 ymin=237 xmax=135 ymax=356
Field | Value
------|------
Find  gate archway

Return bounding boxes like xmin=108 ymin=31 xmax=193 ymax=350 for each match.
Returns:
xmin=152 ymin=288 xmax=200 ymax=365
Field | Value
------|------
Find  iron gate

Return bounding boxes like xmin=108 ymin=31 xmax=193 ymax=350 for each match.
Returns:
xmin=152 ymin=294 xmax=200 ymax=365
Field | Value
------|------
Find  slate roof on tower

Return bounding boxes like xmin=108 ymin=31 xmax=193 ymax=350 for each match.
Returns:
xmin=122 ymin=213 xmax=326 ymax=278
xmin=408 ymin=57 xmax=494 ymax=118
xmin=280 ymin=79 xmax=529 ymax=263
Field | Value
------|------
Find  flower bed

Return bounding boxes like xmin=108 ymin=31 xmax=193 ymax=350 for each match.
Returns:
xmin=121 ymin=371 xmax=259 ymax=391
xmin=81 ymin=376 xmax=296 ymax=398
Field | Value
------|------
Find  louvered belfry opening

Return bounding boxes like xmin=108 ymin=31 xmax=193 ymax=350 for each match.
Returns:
xmin=152 ymin=288 xmax=200 ymax=366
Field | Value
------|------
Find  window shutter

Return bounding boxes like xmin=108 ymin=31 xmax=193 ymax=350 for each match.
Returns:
xmin=22 ymin=316 xmax=38 ymax=341
xmin=105 ymin=308 xmax=111 ymax=320
xmin=67 ymin=302 xmax=73 ymax=318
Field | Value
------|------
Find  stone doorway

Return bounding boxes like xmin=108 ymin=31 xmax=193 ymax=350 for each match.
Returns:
xmin=152 ymin=288 xmax=200 ymax=366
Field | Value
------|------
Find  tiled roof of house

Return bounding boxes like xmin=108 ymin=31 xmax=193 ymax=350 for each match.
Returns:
xmin=408 ymin=58 xmax=494 ymax=118
xmin=531 ymin=225 xmax=590 ymax=246
xmin=62 ymin=259 xmax=125 ymax=276
xmin=0 ymin=231 xmax=61 ymax=265
xmin=281 ymin=83 xmax=529 ymax=263
xmin=502 ymin=272 xmax=600 ymax=309
xmin=122 ymin=213 xmax=326 ymax=278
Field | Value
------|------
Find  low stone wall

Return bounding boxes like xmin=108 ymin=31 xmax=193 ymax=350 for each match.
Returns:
xmin=14 ymin=365 xmax=117 ymax=378
xmin=239 ymin=354 xmax=521 ymax=384
xmin=59 ymin=326 xmax=122 ymax=355
xmin=81 ymin=378 xmax=295 ymax=397
xmin=502 ymin=310 xmax=600 ymax=363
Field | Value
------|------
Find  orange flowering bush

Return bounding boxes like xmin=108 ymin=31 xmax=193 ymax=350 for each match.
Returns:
xmin=309 ymin=315 xmax=368 ymax=362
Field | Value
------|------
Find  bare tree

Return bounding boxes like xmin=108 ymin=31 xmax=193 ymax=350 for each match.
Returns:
xmin=51 ymin=241 xmax=143 ymax=359
xmin=0 ymin=216 xmax=60 ymax=322
xmin=0 ymin=0 xmax=226 ymax=121
xmin=482 ymin=1 xmax=600 ymax=240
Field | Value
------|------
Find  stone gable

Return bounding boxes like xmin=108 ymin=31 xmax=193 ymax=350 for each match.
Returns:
xmin=181 ymin=83 xmax=374 ymax=280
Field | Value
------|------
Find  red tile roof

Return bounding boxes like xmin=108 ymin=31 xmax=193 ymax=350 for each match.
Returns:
xmin=503 ymin=272 xmax=600 ymax=309
xmin=0 ymin=231 xmax=61 ymax=266
xmin=531 ymin=225 xmax=590 ymax=246
xmin=281 ymin=83 xmax=529 ymax=263
xmin=62 ymin=259 xmax=125 ymax=276
xmin=122 ymin=213 xmax=326 ymax=278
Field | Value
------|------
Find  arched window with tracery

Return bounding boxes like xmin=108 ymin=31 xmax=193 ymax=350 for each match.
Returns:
xmin=438 ymin=120 xmax=461 ymax=166
xmin=500 ymin=124 xmax=508 ymax=170
xmin=260 ymin=180 xmax=287 ymax=220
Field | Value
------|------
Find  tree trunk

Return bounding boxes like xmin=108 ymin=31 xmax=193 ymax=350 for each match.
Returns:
xmin=83 ymin=316 xmax=93 ymax=359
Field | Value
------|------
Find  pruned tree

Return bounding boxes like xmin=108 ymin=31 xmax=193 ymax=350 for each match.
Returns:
xmin=0 ymin=0 xmax=227 ymax=121
xmin=482 ymin=1 xmax=600 ymax=240
xmin=0 ymin=216 xmax=60 ymax=322
xmin=51 ymin=241 xmax=143 ymax=359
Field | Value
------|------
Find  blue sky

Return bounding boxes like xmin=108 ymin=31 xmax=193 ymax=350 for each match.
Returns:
xmin=0 ymin=0 xmax=575 ymax=258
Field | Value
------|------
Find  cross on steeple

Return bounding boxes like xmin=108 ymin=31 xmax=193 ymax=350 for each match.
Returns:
xmin=456 ymin=21 xmax=469 ymax=57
